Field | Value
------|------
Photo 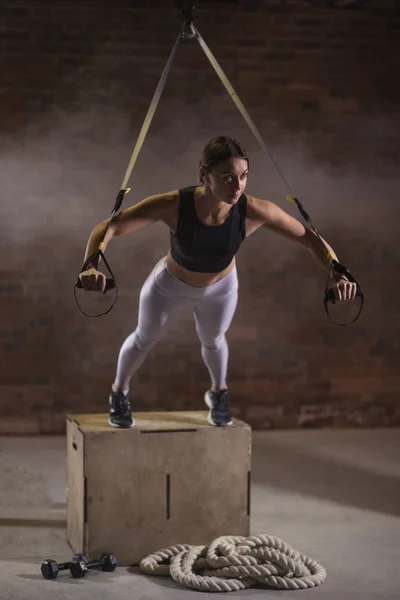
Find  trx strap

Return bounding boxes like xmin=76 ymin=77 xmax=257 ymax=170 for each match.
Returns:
xmin=286 ymin=196 xmax=363 ymax=326
xmin=74 ymin=28 xmax=183 ymax=317
xmin=74 ymin=0 xmax=363 ymax=325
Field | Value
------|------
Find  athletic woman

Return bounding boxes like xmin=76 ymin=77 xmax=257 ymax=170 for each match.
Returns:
xmin=80 ymin=136 xmax=357 ymax=428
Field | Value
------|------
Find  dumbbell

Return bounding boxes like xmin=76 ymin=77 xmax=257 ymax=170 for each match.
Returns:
xmin=69 ymin=553 xmax=118 ymax=578
xmin=40 ymin=555 xmax=86 ymax=580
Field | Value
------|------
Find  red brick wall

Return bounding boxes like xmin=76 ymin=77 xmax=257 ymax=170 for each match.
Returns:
xmin=1 ymin=0 xmax=399 ymax=434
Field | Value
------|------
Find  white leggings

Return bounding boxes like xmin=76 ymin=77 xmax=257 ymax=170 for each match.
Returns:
xmin=114 ymin=256 xmax=239 ymax=391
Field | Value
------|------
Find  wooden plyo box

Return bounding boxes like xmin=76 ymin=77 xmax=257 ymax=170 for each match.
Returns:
xmin=66 ymin=411 xmax=252 ymax=566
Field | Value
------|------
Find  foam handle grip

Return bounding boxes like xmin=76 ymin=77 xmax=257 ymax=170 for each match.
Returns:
xmin=76 ymin=278 xmax=116 ymax=290
xmin=326 ymin=284 xmax=363 ymax=303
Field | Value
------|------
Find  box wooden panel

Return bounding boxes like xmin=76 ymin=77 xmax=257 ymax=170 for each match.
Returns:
xmin=66 ymin=411 xmax=251 ymax=566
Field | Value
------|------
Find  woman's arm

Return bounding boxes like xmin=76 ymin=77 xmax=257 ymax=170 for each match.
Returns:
xmin=247 ymin=197 xmax=336 ymax=267
xmin=263 ymin=202 xmax=339 ymax=273
xmin=248 ymin=196 xmax=356 ymax=300
xmin=83 ymin=191 xmax=177 ymax=269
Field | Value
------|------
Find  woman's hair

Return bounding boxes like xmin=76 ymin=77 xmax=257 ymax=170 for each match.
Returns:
xmin=198 ymin=136 xmax=249 ymax=184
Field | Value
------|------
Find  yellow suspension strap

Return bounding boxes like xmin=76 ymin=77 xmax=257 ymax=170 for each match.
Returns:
xmin=185 ymin=14 xmax=363 ymax=326
xmin=73 ymin=189 xmax=127 ymax=317
xmin=73 ymin=21 xmax=185 ymax=317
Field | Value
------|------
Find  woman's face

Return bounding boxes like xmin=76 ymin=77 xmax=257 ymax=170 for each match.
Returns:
xmin=203 ymin=157 xmax=249 ymax=205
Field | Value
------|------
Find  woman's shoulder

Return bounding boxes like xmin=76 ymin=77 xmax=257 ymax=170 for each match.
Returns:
xmin=124 ymin=189 xmax=180 ymax=221
xmin=244 ymin=194 xmax=273 ymax=219
xmin=163 ymin=189 xmax=180 ymax=202
xmin=155 ymin=189 xmax=180 ymax=210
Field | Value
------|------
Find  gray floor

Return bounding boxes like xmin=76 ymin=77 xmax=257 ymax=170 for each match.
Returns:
xmin=0 ymin=428 xmax=399 ymax=599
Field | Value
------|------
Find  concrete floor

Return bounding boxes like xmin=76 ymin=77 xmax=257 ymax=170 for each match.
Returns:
xmin=0 ymin=428 xmax=399 ymax=599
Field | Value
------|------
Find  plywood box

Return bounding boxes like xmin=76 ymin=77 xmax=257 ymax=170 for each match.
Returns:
xmin=66 ymin=411 xmax=252 ymax=566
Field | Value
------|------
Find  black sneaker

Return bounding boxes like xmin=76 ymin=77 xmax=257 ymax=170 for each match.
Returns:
xmin=204 ymin=389 xmax=233 ymax=427
xmin=109 ymin=389 xmax=135 ymax=428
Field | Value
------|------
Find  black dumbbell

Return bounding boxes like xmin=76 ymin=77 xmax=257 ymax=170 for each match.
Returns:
xmin=40 ymin=555 xmax=86 ymax=580
xmin=69 ymin=553 xmax=117 ymax=578
xmin=69 ymin=555 xmax=89 ymax=578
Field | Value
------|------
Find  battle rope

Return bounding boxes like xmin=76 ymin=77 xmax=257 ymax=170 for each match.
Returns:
xmin=139 ymin=534 xmax=327 ymax=593
xmin=74 ymin=0 xmax=363 ymax=324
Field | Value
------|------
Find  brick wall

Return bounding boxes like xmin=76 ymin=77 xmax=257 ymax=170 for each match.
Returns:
xmin=1 ymin=0 xmax=399 ymax=434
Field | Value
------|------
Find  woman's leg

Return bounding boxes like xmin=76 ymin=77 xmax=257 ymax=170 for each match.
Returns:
xmin=192 ymin=267 xmax=239 ymax=426
xmin=114 ymin=258 xmax=188 ymax=392
xmin=193 ymin=269 xmax=238 ymax=390
xmin=110 ymin=258 xmax=191 ymax=428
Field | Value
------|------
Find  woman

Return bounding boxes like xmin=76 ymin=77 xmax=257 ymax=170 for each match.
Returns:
xmin=80 ymin=136 xmax=356 ymax=429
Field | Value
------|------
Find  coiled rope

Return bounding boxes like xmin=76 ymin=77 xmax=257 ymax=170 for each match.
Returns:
xmin=139 ymin=534 xmax=327 ymax=593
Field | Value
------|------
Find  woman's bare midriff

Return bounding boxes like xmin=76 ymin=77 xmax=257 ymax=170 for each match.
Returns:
xmin=165 ymin=250 xmax=236 ymax=287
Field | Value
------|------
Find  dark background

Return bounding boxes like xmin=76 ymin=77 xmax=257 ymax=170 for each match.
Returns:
xmin=1 ymin=0 xmax=399 ymax=434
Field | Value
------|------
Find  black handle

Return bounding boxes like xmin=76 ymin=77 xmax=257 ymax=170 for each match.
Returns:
xmin=325 ymin=284 xmax=363 ymax=304
xmin=76 ymin=277 xmax=116 ymax=290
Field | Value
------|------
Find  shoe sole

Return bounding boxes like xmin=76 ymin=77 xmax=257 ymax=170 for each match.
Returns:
xmin=204 ymin=392 xmax=233 ymax=427
xmin=108 ymin=417 xmax=135 ymax=429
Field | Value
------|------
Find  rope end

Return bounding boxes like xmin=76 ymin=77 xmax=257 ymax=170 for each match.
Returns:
xmin=286 ymin=195 xmax=295 ymax=203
